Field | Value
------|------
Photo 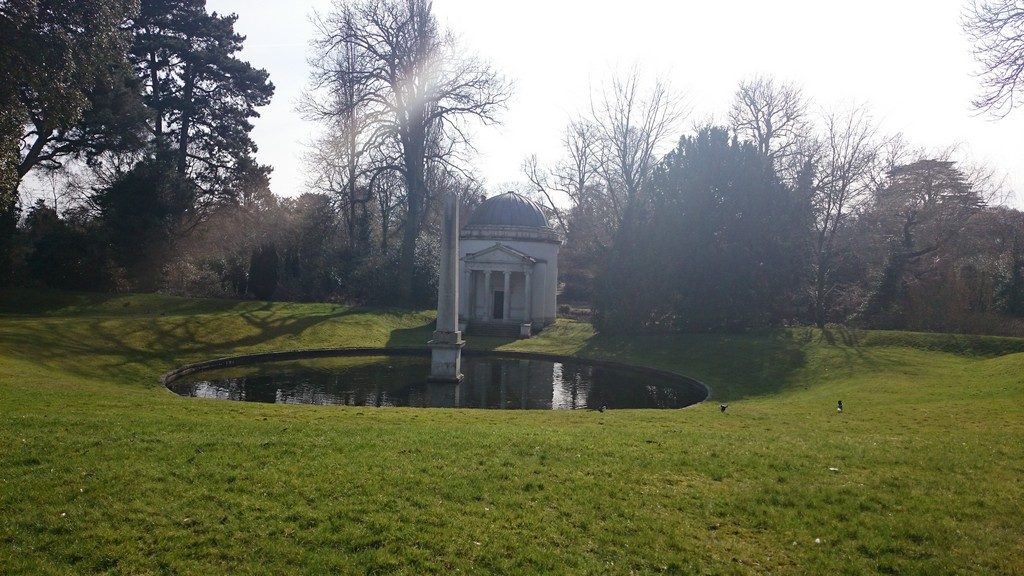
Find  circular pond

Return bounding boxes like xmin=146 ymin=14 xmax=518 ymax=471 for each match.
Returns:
xmin=165 ymin=350 xmax=707 ymax=410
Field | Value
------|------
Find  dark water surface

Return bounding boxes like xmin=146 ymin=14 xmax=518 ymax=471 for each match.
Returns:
xmin=167 ymin=354 xmax=706 ymax=410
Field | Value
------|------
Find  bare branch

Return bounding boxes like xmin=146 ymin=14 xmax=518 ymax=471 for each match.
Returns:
xmin=728 ymin=75 xmax=811 ymax=182
xmin=590 ymin=68 xmax=687 ymax=221
xmin=964 ymin=0 xmax=1024 ymax=116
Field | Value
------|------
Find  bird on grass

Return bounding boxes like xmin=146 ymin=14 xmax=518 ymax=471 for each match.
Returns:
xmin=719 ymin=404 xmax=728 ymax=413
xmin=598 ymin=405 xmax=607 ymax=413
xmin=837 ymin=400 xmax=843 ymax=413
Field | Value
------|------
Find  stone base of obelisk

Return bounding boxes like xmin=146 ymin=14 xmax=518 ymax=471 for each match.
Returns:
xmin=427 ymin=330 xmax=465 ymax=383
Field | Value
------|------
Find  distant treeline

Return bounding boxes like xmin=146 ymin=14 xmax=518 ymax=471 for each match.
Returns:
xmin=588 ymin=127 xmax=1024 ymax=335
xmin=533 ymin=75 xmax=1024 ymax=336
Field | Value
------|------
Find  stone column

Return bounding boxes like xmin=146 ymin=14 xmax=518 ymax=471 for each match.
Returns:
xmin=483 ymin=270 xmax=492 ymax=320
xmin=502 ymin=270 xmax=511 ymax=321
xmin=428 ymin=191 xmax=464 ymax=383
xmin=460 ymin=266 xmax=470 ymax=322
xmin=466 ymin=269 xmax=476 ymax=320
xmin=535 ymin=262 xmax=548 ymax=326
xmin=524 ymin=269 xmax=533 ymax=322
xmin=434 ymin=193 xmax=458 ymax=334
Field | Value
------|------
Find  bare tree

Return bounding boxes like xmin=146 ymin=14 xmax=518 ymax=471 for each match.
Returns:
xmin=302 ymin=5 xmax=379 ymax=252
xmin=865 ymin=132 xmax=913 ymax=194
xmin=964 ymin=0 xmax=1024 ymax=116
xmin=557 ymin=118 xmax=602 ymax=210
xmin=591 ymin=69 xmax=686 ymax=224
xmin=370 ymin=168 xmax=404 ymax=254
xmin=522 ymin=155 xmax=566 ymax=234
xmin=809 ymin=105 xmax=881 ymax=327
xmin=523 ymin=118 xmax=601 ymax=235
xmin=728 ymin=75 xmax=811 ymax=180
xmin=309 ymin=0 xmax=511 ymax=302
xmin=958 ymin=157 xmax=1011 ymax=206
xmin=303 ymin=130 xmax=373 ymax=249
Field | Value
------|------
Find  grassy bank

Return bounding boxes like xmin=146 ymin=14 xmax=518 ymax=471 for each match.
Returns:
xmin=1 ymin=290 xmax=1022 ymax=574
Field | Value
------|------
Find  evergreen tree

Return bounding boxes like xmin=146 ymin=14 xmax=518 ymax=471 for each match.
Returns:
xmin=997 ymin=243 xmax=1024 ymax=316
xmin=0 ymin=0 xmax=140 ymax=284
xmin=248 ymin=243 xmax=279 ymax=301
xmin=596 ymin=127 xmax=811 ymax=332
xmin=131 ymin=0 xmax=274 ymax=201
xmin=861 ymin=159 xmax=984 ymax=327
xmin=95 ymin=158 xmax=195 ymax=290
xmin=23 ymin=201 xmax=115 ymax=290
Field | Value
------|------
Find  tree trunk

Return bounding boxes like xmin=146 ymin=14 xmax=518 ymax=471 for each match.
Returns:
xmin=17 ymin=116 xmax=51 ymax=180
xmin=149 ymin=49 xmax=163 ymax=141
xmin=397 ymin=127 xmax=426 ymax=303
xmin=346 ymin=126 xmax=358 ymax=250
xmin=177 ymin=62 xmax=195 ymax=176
xmin=813 ymin=267 xmax=827 ymax=329
xmin=813 ymin=244 xmax=831 ymax=329
xmin=398 ymin=164 xmax=423 ymax=303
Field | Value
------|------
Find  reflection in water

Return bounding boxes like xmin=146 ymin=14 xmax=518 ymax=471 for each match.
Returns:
xmin=168 ymin=355 xmax=705 ymax=410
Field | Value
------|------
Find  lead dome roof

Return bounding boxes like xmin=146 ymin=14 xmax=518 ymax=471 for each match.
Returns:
xmin=466 ymin=191 xmax=550 ymax=229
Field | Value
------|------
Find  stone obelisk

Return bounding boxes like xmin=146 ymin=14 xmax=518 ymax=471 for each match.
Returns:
xmin=428 ymin=191 xmax=464 ymax=383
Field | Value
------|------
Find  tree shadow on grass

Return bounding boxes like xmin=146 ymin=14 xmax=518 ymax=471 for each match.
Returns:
xmin=0 ymin=303 xmax=369 ymax=386
xmin=819 ymin=325 xmax=860 ymax=346
xmin=0 ymin=288 xmax=266 ymax=318
xmin=384 ymin=321 xmax=520 ymax=350
xmin=572 ymin=329 xmax=808 ymax=402
xmin=385 ymin=321 xmax=435 ymax=348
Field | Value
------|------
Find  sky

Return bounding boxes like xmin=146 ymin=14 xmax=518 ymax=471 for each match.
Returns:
xmin=208 ymin=0 xmax=1024 ymax=205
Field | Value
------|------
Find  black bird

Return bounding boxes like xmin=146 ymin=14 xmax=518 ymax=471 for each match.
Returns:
xmin=837 ymin=400 xmax=843 ymax=413
xmin=599 ymin=405 xmax=607 ymax=413
xmin=720 ymin=404 xmax=728 ymax=413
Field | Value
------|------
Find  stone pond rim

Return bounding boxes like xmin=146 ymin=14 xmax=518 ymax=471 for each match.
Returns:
xmin=159 ymin=347 xmax=712 ymax=405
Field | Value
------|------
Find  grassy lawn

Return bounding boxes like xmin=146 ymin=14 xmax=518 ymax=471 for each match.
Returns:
xmin=1 ymin=290 xmax=1022 ymax=575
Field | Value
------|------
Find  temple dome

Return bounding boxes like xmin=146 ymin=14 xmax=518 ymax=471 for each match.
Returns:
xmin=466 ymin=191 xmax=550 ymax=229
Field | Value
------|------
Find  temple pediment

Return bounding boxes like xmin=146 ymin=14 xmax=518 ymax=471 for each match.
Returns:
xmin=463 ymin=243 xmax=538 ymax=266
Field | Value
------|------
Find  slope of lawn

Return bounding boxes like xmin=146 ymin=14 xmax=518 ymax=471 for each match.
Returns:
xmin=1 ymin=290 xmax=1022 ymax=575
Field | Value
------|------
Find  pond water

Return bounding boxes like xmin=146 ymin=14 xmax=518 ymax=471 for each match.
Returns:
xmin=166 ymin=353 xmax=706 ymax=410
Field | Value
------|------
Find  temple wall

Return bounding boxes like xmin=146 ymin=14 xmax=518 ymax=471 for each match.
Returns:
xmin=460 ymin=237 xmax=559 ymax=326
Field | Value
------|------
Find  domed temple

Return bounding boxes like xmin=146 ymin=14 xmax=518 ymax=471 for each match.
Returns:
xmin=459 ymin=192 xmax=561 ymax=337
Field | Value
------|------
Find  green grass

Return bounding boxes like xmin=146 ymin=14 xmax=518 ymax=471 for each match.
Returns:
xmin=1 ymin=290 xmax=1022 ymax=575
